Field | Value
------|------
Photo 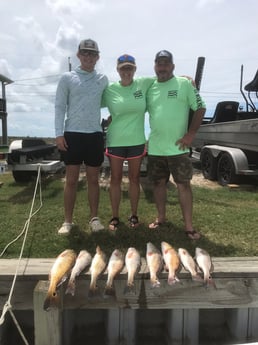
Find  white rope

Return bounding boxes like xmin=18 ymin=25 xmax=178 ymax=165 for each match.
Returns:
xmin=0 ymin=165 xmax=43 ymax=345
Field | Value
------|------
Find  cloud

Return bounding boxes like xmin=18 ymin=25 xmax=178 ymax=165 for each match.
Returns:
xmin=1 ymin=0 xmax=258 ymax=137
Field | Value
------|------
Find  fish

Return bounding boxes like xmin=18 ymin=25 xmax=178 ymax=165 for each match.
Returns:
xmin=65 ymin=250 xmax=92 ymax=296
xmin=146 ymin=242 xmax=163 ymax=288
xmin=88 ymin=246 xmax=107 ymax=297
xmin=178 ymin=248 xmax=203 ymax=282
xmin=43 ymin=249 xmax=77 ymax=310
xmin=195 ymin=247 xmax=216 ymax=288
xmin=124 ymin=247 xmax=141 ymax=293
xmin=104 ymin=249 xmax=124 ymax=296
xmin=161 ymin=241 xmax=181 ymax=285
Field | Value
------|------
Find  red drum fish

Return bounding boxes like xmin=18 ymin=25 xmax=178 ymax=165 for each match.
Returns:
xmin=104 ymin=249 xmax=124 ymax=296
xmin=161 ymin=241 xmax=181 ymax=285
xmin=43 ymin=249 xmax=76 ymax=310
xmin=88 ymin=246 xmax=107 ymax=297
xmin=195 ymin=247 xmax=216 ymax=288
xmin=65 ymin=250 xmax=92 ymax=296
xmin=146 ymin=242 xmax=163 ymax=288
xmin=124 ymin=247 xmax=141 ymax=293
xmin=178 ymin=248 xmax=203 ymax=282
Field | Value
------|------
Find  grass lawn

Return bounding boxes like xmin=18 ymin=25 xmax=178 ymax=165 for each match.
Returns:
xmin=0 ymin=167 xmax=257 ymax=259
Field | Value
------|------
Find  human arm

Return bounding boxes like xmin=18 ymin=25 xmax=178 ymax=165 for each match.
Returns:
xmin=176 ymin=107 xmax=206 ymax=150
xmin=54 ymin=74 xmax=70 ymax=150
xmin=55 ymin=135 xmax=68 ymax=151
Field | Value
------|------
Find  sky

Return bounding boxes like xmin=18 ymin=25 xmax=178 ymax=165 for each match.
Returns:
xmin=0 ymin=0 xmax=257 ymax=138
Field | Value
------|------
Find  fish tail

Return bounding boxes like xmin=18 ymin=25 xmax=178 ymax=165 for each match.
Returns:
xmin=192 ymin=273 xmax=203 ymax=282
xmin=88 ymin=286 xmax=100 ymax=298
xmin=65 ymin=280 xmax=75 ymax=296
xmin=168 ymin=274 xmax=180 ymax=286
xmin=124 ymin=282 xmax=136 ymax=295
xmin=43 ymin=291 xmax=60 ymax=311
xmin=104 ymin=285 xmax=115 ymax=297
xmin=151 ymin=277 xmax=160 ymax=288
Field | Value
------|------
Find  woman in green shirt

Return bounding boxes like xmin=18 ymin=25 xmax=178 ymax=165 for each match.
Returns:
xmin=102 ymin=54 xmax=153 ymax=230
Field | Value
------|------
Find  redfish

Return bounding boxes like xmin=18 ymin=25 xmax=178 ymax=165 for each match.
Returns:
xmin=161 ymin=241 xmax=180 ymax=285
xmin=195 ymin=247 xmax=216 ymax=288
xmin=124 ymin=247 xmax=141 ymax=293
xmin=104 ymin=249 xmax=124 ymax=296
xmin=146 ymin=242 xmax=163 ymax=288
xmin=88 ymin=246 xmax=107 ymax=297
xmin=178 ymin=248 xmax=203 ymax=282
xmin=65 ymin=250 xmax=92 ymax=296
xmin=43 ymin=249 xmax=76 ymax=310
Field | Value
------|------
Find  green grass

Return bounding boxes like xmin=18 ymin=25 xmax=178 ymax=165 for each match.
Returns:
xmin=0 ymin=169 xmax=258 ymax=259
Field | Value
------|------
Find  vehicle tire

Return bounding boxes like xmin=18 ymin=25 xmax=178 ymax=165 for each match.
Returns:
xmin=12 ymin=171 xmax=37 ymax=183
xmin=217 ymin=153 xmax=238 ymax=186
xmin=200 ymin=148 xmax=217 ymax=180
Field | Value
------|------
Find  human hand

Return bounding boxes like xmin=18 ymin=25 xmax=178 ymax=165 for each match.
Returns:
xmin=176 ymin=133 xmax=194 ymax=150
xmin=180 ymin=75 xmax=196 ymax=87
xmin=56 ymin=136 xmax=68 ymax=151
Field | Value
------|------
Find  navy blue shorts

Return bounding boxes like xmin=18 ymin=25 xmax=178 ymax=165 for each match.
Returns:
xmin=60 ymin=132 xmax=104 ymax=166
xmin=106 ymin=144 xmax=146 ymax=160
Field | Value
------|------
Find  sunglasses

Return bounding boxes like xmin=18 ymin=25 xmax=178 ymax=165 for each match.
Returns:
xmin=117 ymin=55 xmax=135 ymax=63
xmin=79 ymin=50 xmax=98 ymax=57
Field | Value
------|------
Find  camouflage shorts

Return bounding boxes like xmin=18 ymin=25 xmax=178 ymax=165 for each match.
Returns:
xmin=147 ymin=154 xmax=193 ymax=183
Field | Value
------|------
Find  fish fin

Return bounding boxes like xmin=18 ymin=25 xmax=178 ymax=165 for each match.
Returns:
xmin=65 ymin=280 xmax=75 ymax=296
xmin=57 ymin=275 xmax=68 ymax=288
xmin=88 ymin=287 xmax=100 ymax=298
xmin=43 ymin=291 xmax=60 ymax=311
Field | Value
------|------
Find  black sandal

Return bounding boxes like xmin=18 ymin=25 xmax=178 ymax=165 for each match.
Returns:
xmin=109 ymin=217 xmax=120 ymax=231
xmin=128 ymin=215 xmax=139 ymax=228
xmin=185 ymin=230 xmax=201 ymax=240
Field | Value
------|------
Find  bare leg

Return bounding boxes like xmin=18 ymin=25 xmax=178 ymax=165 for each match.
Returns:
xmin=151 ymin=178 xmax=167 ymax=225
xmin=85 ymin=165 xmax=101 ymax=219
xmin=128 ymin=157 xmax=142 ymax=216
xmin=109 ymin=157 xmax=124 ymax=218
xmin=64 ymin=165 xmax=80 ymax=223
xmin=176 ymin=181 xmax=193 ymax=230
xmin=176 ymin=181 xmax=200 ymax=239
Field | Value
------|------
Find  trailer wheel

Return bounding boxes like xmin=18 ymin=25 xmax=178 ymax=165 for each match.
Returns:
xmin=200 ymin=148 xmax=217 ymax=180
xmin=12 ymin=171 xmax=37 ymax=183
xmin=217 ymin=153 xmax=238 ymax=186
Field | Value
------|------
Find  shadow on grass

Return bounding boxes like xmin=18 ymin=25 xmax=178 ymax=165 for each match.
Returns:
xmin=61 ymin=223 xmax=236 ymax=259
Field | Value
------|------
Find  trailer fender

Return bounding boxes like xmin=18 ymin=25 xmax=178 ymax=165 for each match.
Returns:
xmin=202 ymin=145 xmax=249 ymax=173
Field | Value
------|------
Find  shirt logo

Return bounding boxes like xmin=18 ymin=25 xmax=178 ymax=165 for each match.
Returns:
xmin=168 ymin=90 xmax=177 ymax=98
xmin=134 ymin=90 xmax=143 ymax=99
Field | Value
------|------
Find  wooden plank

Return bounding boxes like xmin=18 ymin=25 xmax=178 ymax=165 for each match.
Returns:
xmin=1 ymin=257 xmax=258 ymax=278
xmin=1 ymin=257 xmax=258 ymax=310
xmin=33 ymin=281 xmax=62 ymax=345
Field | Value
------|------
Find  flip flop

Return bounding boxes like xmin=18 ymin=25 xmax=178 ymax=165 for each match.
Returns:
xmin=109 ymin=217 xmax=120 ymax=231
xmin=185 ymin=230 xmax=201 ymax=240
xmin=128 ymin=215 xmax=139 ymax=228
xmin=148 ymin=220 xmax=165 ymax=230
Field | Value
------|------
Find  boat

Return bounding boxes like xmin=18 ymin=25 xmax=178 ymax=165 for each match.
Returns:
xmin=192 ymin=66 xmax=258 ymax=185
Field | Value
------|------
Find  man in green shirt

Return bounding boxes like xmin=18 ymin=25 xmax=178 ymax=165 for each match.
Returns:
xmin=147 ymin=50 xmax=206 ymax=239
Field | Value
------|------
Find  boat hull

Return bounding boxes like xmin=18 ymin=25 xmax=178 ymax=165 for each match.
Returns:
xmin=193 ymin=118 xmax=258 ymax=153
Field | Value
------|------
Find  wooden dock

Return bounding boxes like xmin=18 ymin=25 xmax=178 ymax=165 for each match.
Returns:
xmin=1 ymin=257 xmax=258 ymax=344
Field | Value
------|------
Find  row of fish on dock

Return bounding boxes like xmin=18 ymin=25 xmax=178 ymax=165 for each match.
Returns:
xmin=43 ymin=242 xmax=215 ymax=310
